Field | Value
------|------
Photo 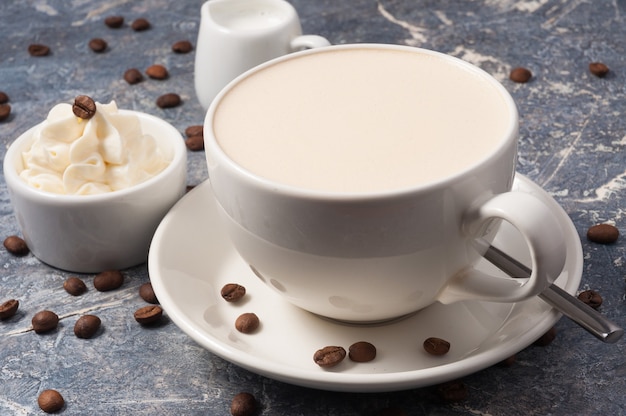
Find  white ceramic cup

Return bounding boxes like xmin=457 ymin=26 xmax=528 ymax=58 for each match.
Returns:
xmin=204 ymin=44 xmax=567 ymax=323
xmin=3 ymin=111 xmax=187 ymax=273
xmin=194 ymin=0 xmax=330 ymax=111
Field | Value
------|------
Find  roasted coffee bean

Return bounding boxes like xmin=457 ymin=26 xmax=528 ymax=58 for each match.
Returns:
xmin=139 ymin=282 xmax=159 ymax=304
xmin=63 ymin=276 xmax=87 ymax=296
xmin=348 ymin=341 xmax=377 ymax=362
xmin=123 ymin=68 xmax=144 ymax=85
xmin=533 ymin=326 xmax=557 ymax=346
xmin=3 ymin=235 xmax=29 ymax=256
xmin=509 ymin=67 xmax=532 ymax=83
xmin=578 ymin=289 xmax=603 ymax=309
xmin=235 ymin=312 xmax=259 ymax=333
xmin=72 ymin=95 xmax=97 ymax=119
xmin=230 ymin=392 xmax=257 ymax=416
xmin=172 ymin=40 xmax=193 ymax=54
xmin=221 ymin=283 xmax=246 ymax=302
xmin=28 ymin=43 xmax=50 ymax=56
xmin=185 ymin=125 xmax=203 ymax=137
xmin=93 ymin=270 xmax=124 ymax=291
xmin=313 ymin=345 xmax=346 ymax=368
xmin=0 ymin=91 xmax=8 ymax=104
xmin=185 ymin=135 xmax=204 ymax=151
xmin=104 ymin=15 xmax=124 ymax=28
xmin=134 ymin=305 xmax=163 ymax=325
xmin=32 ymin=310 xmax=59 ymax=334
xmin=589 ymin=62 xmax=609 ymax=78
xmin=146 ymin=64 xmax=168 ymax=80
xmin=38 ymin=389 xmax=65 ymax=413
xmin=0 ymin=299 xmax=19 ymax=320
xmin=423 ymin=337 xmax=451 ymax=355
xmin=74 ymin=314 xmax=101 ymax=339
xmin=156 ymin=93 xmax=181 ymax=108
xmin=437 ymin=380 xmax=468 ymax=402
xmin=131 ymin=18 xmax=151 ymax=31
xmin=587 ymin=223 xmax=619 ymax=244
xmin=88 ymin=38 xmax=107 ymax=53
xmin=0 ymin=103 xmax=10 ymax=121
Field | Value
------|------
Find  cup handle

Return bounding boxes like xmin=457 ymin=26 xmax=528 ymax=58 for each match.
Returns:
xmin=290 ymin=35 xmax=331 ymax=51
xmin=437 ymin=191 xmax=567 ymax=304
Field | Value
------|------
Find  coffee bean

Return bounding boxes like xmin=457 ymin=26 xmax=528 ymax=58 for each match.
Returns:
xmin=185 ymin=135 xmax=204 ymax=151
xmin=496 ymin=354 xmax=517 ymax=367
xmin=123 ymin=68 xmax=144 ymax=85
xmin=172 ymin=40 xmax=193 ymax=54
xmin=0 ymin=91 xmax=9 ymax=104
xmin=139 ymin=282 xmax=159 ymax=304
xmin=156 ymin=93 xmax=181 ymax=108
xmin=185 ymin=125 xmax=203 ymax=137
xmin=0 ymin=299 xmax=19 ymax=320
xmin=134 ymin=305 xmax=163 ymax=325
xmin=313 ymin=345 xmax=346 ymax=368
xmin=28 ymin=43 xmax=50 ymax=56
xmin=221 ymin=283 xmax=246 ymax=302
xmin=589 ymin=62 xmax=609 ymax=78
xmin=72 ymin=95 xmax=97 ymax=120
xmin=88 ymin=38 xmax=107 ymax=53
xmin=578 ymin=289 xmax=603 ymax=309
xmin=0 ymin=103 xmax=10 ymax=121
xmin=131 ymin=18 xmax=151 ymax=31
xmin=423 ymin=337 xmax=450 ymax=355
xmin=348 ymin=341 xmax=376 ymax=362
xmin=587 ymin=223 xmax=619 ymax=244
xmin=63 ymin=276 xmax=87 ymax=296
xmin=3 ymin=235 xmax=29 ymax=256
xmin=533 ymin=326 xmax=557 ymax=346
xmin=32 ymin=310 xmax=59 ymax=334
xmin=437 ymin=380 xmax=468 ymax=402
xmin=235 ymin=312 xmax=259 ymax=333
xmin=146 ymin=64 xmax=168 ymax=80
xmin=509 ymin=67 xmax=532 ymax=83
xmin=38 ymin=389 xmax=65 ymax=413
xmin=230 ymin=392 xmax=257 ymax=416
xmin=104 ymin=15 xmax=124 ymax=28
xmin=74 ymin=315 xmax=101 ymax=339
xmin=93 ymin=270 xmax=124 ymax=292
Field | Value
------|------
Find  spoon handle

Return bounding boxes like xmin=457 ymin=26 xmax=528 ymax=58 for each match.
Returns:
xmin=480 ymin=240 xmax=623 ymax=344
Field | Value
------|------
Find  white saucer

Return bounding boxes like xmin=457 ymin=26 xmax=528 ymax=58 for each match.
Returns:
xmin=148 ymin=175 xmax=582 ymax=393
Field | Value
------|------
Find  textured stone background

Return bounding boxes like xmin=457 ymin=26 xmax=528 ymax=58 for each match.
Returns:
xmin=1 ymin=1 xmax=626 ymax=415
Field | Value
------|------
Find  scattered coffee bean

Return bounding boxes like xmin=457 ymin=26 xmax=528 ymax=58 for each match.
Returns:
xmin=533 ymin=326 xmax=557 ymax=346
xmin=0 ymin=91 xmax=8 ymax=104
xmin=589 ymin=62 xmax=609 ymax=78
xmin=509 ymin=67 xmax=532 ymax=83
xmin=0 ymin=103 xmax=10 ymax=121
xmin=313 ymin=345 xmax=346 ymax=368
xmin=235 ymin=312 xmax=259 ymax=333
xmin=185 ymin=135 xmax=204 ymax=151
xmin=104 ymin=15 xmax=124 ymax=28
xmin=72 ymin=95 xmax=97 ymax=120
xmin=156 ymin=93 xmax=181 ymax=108
xmin=172 ymin=40 xmax=193 ymax=54
xmin=578 ymin=289 xmax=603 ymax=309
xmin=123 ymin=68 xmax=144 ymax=85
xmin=88 ymin=38 xmax=108 ymax=53
xmin=377 ymin=407 xmax=408 ymax=416
xmin=146 ymin=64 xmax=169 ymax=80
xmin=93 ymin=270 xmax=124 ymax=292
xmin=28 ymin=43 xmax=50 ymax=56
xmin=221 ymin=283 xmax=246 ymax=302
xmin=134 ymin=305 xmax=163 ymax=325
xmin=38 ymin=389 xmax=65 ymax=413
xmin=32 ymin=310 xmax=59 ymax=334
xmin=436 ymin=380 xmax=468 ymax=402
xmin=423 ymin=337 xmax=451 ymax=355
xmin=139 ymin=282 xmax=159 ymax=304
xmin=131 ymin=18 xmax=151 ymax=31
xmin=63 ymin=276 xmax=87 ymax=296
xmin=3 ymin=235 xmax=29 ymax=256
xmin=185 ymin=125 xmax=203 ymax=137
xmin=496 ymin=354 xmax=517 ymax=367
xmin=0 ymin=299 xmax=19 ymax=320
xmin=587 ymin=223 xmax=619 ymax=244
xmin=74 ymin=315 xmax=101 ymax=339
xmin=230 ymin=392 xmax=257 ymax=416
xmin=348 ymin=341 xmax=377 ymax=362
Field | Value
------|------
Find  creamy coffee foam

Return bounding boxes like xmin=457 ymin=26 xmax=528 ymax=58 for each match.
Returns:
xmin=213 ymin=47 xmax=513 ymax=193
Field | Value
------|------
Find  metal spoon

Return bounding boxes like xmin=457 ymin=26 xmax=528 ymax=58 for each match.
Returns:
xmin=477 ymin=238 xmax=623 ymax=344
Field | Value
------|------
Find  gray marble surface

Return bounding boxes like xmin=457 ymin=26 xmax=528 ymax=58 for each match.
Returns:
xmin=1 ymin=1 xmax=626 ymax=415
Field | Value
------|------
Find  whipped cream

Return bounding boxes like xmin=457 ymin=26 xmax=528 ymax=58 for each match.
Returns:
xmin=20 ymin=101 xmax=170 ymax=195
